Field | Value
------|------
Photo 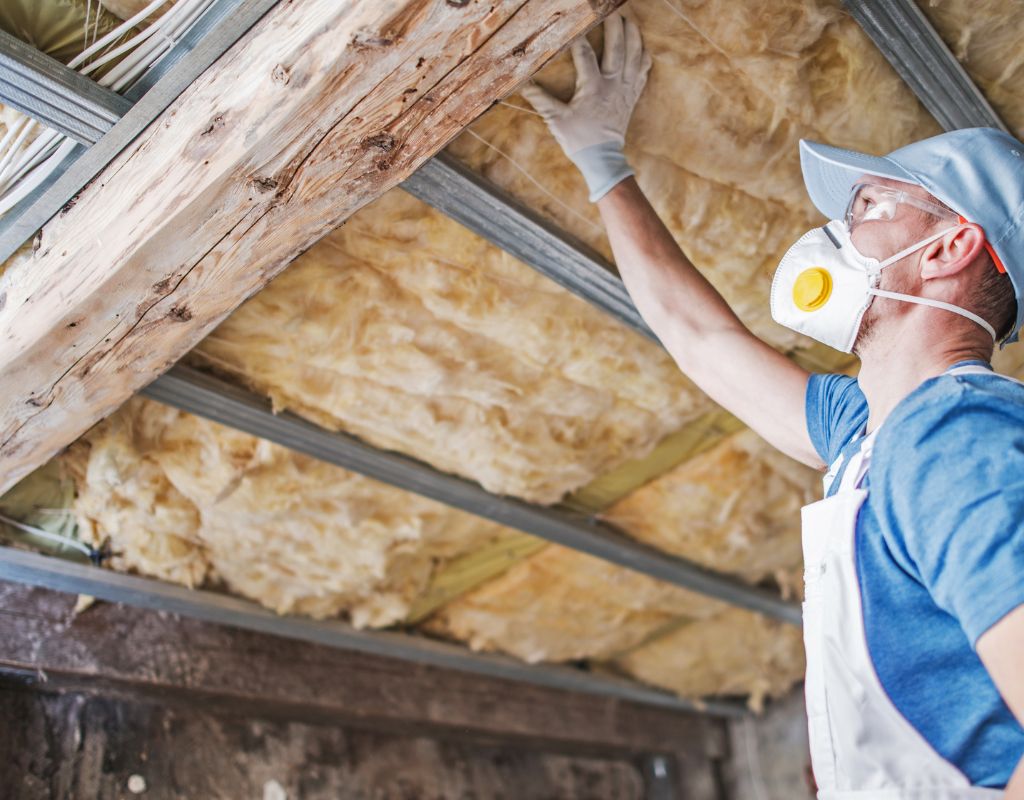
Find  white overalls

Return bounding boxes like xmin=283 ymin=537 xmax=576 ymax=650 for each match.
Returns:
xmin=801 ymin=365 xmax=1007 ymax=798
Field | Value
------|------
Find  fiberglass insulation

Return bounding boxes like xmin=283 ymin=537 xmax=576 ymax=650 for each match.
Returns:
xmin=66 ymin=398 xmax=516 ymax=628
xmin=421 ymin=543 xmax=727 ymax=664
xmin=191 ymin=189 xmax=709 ymax=506
xmin=422 ymin=429 xmax=814 ymax=697
xmin=449 ymin=0 xmax=941 ymax=354
xmin=611 ymin=608 xmax=806 ymax=712
xmin=602 ymin=427 xmax=820 ymax=596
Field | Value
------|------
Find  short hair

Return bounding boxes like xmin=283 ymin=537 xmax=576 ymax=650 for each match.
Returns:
xmin=970 ymin=251 xmax=1017 ymax=341
xmin=919 ymin=195 xmax=1017 ymax=341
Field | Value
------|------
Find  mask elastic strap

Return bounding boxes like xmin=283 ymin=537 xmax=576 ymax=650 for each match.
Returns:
xmin=877 ymin=225 xmax=959 ymax=269
xmin=868 ymin=288 xmax=997 ymax=341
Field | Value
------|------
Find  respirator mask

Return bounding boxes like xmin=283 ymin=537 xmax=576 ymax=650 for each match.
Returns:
xmin=770 ymin=183 xmax=996 ymax=353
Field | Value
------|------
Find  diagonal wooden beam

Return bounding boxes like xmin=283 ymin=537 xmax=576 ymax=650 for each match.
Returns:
xmin=0 ymin=0 xmax=626 ymax=495
xmin=0 ymin=0 xmax=273 ymax=265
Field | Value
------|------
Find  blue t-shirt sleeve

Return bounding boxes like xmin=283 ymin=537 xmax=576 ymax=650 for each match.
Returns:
xmin=874 ymin=380 xmax=1024 ymax=645
xmin=805 ymin=373 xmax=869 ymax=465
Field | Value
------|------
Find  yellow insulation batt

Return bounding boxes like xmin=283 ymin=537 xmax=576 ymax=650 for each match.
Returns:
xmin=421 ymin=544 xmax=726 ymax=663
xmin=449 ymin=0 xmax=940 ymax=352
xmin=921 ymin=0 xmax=1024 ymax=136
xmin=192 ymin=189 xmax=709 ymax=505
xmin=65 ymin=398 xmax=516 ymax=628
xmin=602 ymin=428 xmax=820 ymax=594
xmin=421 ymin=429 xmax=812 ymax=660
xmin=611 ymin=607 xmax=806 ymax=712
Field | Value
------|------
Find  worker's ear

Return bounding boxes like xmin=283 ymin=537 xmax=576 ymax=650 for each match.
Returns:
xmin=920 ymin=222 xmax=986 ymax=280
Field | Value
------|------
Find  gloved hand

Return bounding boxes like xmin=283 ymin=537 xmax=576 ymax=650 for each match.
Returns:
xmin=521 ymin=13 xmax=652 ymax=202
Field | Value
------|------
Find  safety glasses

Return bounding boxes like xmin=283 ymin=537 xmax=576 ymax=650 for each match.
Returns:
xmin=844 ymin=182 xmax=959 ymax=231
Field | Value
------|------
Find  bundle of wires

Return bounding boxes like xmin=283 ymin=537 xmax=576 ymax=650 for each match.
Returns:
xmin=0 ymin=0 xmax=216 ymax=218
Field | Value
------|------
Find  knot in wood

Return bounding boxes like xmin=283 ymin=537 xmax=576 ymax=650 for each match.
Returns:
xmin=252 ymin=176 xmax=279 ymax=193
xmin=363 ymin=133 xmax=396 ymax=152
xmin=272 ymin=64 xmax=290 ymax=85
xmin=169 ymin=305 xmax=193 ymax=322
xmin=446 ymin=0 xmax=471 ymax=6
xmin=201 ymin=115 xmax=225 ymax=136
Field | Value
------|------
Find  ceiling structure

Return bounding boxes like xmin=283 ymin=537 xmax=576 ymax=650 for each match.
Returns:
xmin=2 ymin=0 xmax=1024 ymax=715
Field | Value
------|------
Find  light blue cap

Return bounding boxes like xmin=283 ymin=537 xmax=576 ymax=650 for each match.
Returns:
xmin=799 ymin=128 xmax=1024 ymax=343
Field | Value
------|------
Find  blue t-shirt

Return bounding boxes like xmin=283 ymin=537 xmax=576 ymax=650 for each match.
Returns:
xmin=805 ymin=360 xmax=1024 ymax=787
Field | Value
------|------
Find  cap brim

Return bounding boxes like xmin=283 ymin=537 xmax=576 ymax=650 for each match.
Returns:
xmin=799 ymin=140 xmax=918 ymax=220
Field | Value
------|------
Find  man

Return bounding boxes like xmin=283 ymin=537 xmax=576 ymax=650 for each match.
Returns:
xmin=523 ymin=13 xmax=1024 ymax=796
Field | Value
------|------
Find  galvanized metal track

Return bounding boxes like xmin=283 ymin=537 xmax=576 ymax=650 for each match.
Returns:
xmin=0 ymin=0 xmax=278 ymax=265
xmin=843 ymin=0 xmax=1008 ymax=133
xmin=402 ymin=153 xmax=656 ymax=340
xmin=142 ymin=366 xmax=802 ymax=626
xmin=0 ymin=30 xmax=132 ymax=145
xmin=0 ymin=546 xmax=747 ymax=717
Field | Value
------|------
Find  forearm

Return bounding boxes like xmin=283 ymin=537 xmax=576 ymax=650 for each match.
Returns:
xmin=596 ymin=177 xmax=745 ymax=353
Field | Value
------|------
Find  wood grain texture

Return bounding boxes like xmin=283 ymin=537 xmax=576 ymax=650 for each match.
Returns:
xmin=0 ymin=0 xmax=624 ymax=494
xmin=0 ymin=580 xmax=727 ymax=764
xmin=0 ymin=685 xmax=655 ymax=800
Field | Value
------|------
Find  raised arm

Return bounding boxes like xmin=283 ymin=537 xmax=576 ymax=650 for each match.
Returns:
xmin=522 ymin=14 xmax=823 ymax=469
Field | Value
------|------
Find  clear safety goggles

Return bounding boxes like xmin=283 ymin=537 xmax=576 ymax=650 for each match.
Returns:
xmin=843 ymin=181 xmax=1007 ymax=274
xmin=844 ymin=182 xmax=958 ymax=231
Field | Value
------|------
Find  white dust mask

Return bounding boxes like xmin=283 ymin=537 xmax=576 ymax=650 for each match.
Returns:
xmin=770 ymin=220 xmax=996 ymax=353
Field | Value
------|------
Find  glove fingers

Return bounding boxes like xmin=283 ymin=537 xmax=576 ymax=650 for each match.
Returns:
xmin=623 ymin=18 xmax=651 ymax=87
xmin=601 ymin=13 xmax=625 ymax=77
xmin=519 ymin=83 xmax=566 ymax=120
xmin=570 ymin=37 xmax=602 ymax=91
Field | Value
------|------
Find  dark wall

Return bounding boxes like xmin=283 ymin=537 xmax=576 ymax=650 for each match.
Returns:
xmin=2 ymin=682 xmax=656 ymax=800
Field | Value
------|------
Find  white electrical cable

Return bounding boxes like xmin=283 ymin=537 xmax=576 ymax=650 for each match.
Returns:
xmin=0 ymin=512 xmax=95 ymax=559
xmin=0 ymin=0 xmax=217 ymax=219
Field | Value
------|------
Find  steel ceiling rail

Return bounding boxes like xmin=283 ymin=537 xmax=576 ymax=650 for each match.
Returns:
xmin=0 ymin=0 xmax=278 ymax=266
xmin=0 ymin=546 xmax=747 ymax=718
xmin=402 ymin=153 xmax=657 ymax=341
xmin=843 ymin=0 xmax=1008 ymax=133
xmin=0 ymin=30 xmax=132 ymax=145
xmin=142 ymin=366 xmax=802 ymax=626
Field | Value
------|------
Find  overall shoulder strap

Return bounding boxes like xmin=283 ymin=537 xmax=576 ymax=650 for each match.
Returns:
xmin=836 ymin=427 xmax=879 ymax=493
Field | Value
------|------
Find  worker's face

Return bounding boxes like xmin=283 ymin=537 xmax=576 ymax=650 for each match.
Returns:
xmin=848 ymin=176 xmax=954 ymax=353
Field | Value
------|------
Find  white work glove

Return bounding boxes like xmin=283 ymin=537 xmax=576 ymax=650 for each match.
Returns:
xmin=520 ymin=13 xmax=651 ymax=202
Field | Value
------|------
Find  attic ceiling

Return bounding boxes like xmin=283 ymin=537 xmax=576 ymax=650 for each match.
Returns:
xmin=2 ymin=0 xmax=1024 ymax=713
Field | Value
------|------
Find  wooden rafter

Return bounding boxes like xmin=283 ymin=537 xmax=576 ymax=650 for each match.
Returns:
xmin=0 ymin=0 xmax=624 ymax=493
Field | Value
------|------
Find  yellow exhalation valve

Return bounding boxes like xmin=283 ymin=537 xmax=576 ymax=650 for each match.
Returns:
xmin=792 ymin=267 xmax=833 ymax=312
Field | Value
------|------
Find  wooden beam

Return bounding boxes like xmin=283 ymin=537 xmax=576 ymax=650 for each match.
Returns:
xmin=0 ymin=579 xmax=729 ymax=758
xmin=0 ymin=0 xmax=625 ymax=494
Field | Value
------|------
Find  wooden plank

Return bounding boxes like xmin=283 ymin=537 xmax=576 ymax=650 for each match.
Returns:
xmin=0 ymin=579 xmax=729 ymax=759
xmin=0 ymin=684 xmax=681 ymax=799
xmin=0 ymin=0 xmax=626 ymax=495
xmin=0 ymin=0 xmax=273 ymax=265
